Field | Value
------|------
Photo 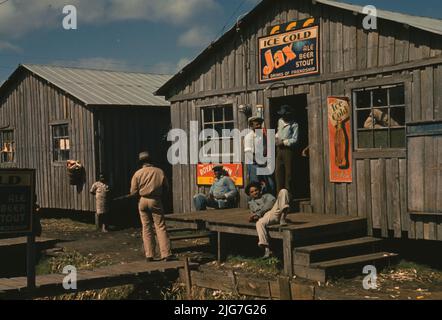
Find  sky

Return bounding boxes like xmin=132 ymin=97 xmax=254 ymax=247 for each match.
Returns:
xmin=0 ymin=0 xmax=441 ymax=84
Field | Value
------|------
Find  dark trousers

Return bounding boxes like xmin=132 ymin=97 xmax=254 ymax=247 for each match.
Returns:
xmin=275 ymin=147 xmax=294 ymax=195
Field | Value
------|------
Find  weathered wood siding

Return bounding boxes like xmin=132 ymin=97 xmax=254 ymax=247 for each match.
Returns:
xmin=0 ymin=72 xmax=96 ymax=211
xmin=94 ymin=107 xmax=172 ymax=212
xmin=166 ymin=0 xmax=442 ymax=100
xmin=165 ymin=0 xmax=442 ymax=240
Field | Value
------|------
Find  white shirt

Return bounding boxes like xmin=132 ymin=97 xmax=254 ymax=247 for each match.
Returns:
xmin=244 ymin=129 xmax=265 ymax=163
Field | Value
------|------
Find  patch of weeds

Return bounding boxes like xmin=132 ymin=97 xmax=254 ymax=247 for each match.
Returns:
xmin=161 ymin=281 xmax=254 ymax=300
xmin=38 ymin=285 xmax=137 ymax=300
xmin=226 ymin=255 xmax=281 ymax=277
xmin=41 ymin=218 xmax=96 ymax=235
xmin=36 ymin=248 xmax=112 ymax=275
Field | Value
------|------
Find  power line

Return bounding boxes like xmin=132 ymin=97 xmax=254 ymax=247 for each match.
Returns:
xmin=215 ymin=0 xmax=248 ymax=40
xmin=0 ymin=0 xmax=9 ymax=6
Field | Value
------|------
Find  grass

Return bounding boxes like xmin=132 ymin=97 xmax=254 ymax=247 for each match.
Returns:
xmin=40 ymin=218 xmax=96 ymax=235
xmin=36 ymin=248 xmax=112 ymax=275
xmin=161 ymin=282 xmax=253 ymax=300
xmin=395 ymin=260 xmax=439 ymax=274
xmin=35 ymin=248 xmax=135 ymax=300
xmin=226 ymin=255 xmax=281 ymax=277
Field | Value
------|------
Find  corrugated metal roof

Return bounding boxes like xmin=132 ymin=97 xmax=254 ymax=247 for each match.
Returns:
xmin=21 ymin=64 xmax=171 ymax=106
xmin=156 ymin=0 xmax=442 ymax=96
xmin=316 ymin=0 xmax=442 ymax=35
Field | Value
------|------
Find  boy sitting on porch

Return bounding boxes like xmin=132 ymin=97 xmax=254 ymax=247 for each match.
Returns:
xmin=193 ymin=165 xmax=238 ymax=211
xmin=246 ymin=181 xmax=290 ymax=258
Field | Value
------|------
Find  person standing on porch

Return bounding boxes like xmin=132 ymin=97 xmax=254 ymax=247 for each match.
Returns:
xmin=246 ymin=182 xmax=290 ymax=258
xmin=130 ymin=151 xmax=174 ymax=262
xmin=244 ymin=116 xmax=275 ymax=195
xmin=275 ymin=105 xmax=298 ymax=224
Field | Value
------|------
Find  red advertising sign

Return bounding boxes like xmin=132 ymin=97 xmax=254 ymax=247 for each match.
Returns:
xmin=197 ymin=164 xmax=244 ymax=187
xmin=327 ymin=97 xmax=352 ymax=183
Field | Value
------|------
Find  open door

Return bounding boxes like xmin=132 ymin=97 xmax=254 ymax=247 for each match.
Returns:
xmin=269 ymin=94 xmax=310 ymax=204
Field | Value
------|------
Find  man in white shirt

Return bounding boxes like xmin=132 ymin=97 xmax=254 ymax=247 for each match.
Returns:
xmin=244 ymin=116 xmax=275 ymax=195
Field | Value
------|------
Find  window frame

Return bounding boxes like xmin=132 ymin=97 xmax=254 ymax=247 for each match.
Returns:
xmin=50 ymin=122 xmax=71 ymax=163
xmin=0 ymin=128 xmax=16 ymax=164
xmin=345 ymin=75 xmax=411 ymax=156
xmin=199 ymin=103 xmax=237 ymax=160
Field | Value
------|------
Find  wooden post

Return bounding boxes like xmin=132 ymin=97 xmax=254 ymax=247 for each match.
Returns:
xmin=282 ymin=230 xmax=294 ymax=277
xmin=217 ymin=232 xmax=223 ymax=262
xmin=183 ymin=257 xmax=192 ymax=299
xmin=228 ymin=270 xmax=239 ymax=295
xmin=209 ymin=231 xmax=217 ymax=257
xmin=26 ymin=235 xmax=36 ymax=289
xmin=278 ymin=276 xmax=292 ymax=300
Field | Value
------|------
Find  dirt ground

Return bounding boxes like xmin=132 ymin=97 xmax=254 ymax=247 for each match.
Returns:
xmin=34 ymin=217 xmax=442 ymax=300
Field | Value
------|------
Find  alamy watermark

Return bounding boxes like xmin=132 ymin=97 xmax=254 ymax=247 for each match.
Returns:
xmin=362 ymin=5 xmax=378 ymax=30
xmin=62 ymin=5 xmax=77 ymax=30
xmin=62 ymin=265 xmax=77 ymax=290
xmin=362 ymin=265 xmax=378 ymax=290
xmin=167 ymin=122 xmax=276 ymax=175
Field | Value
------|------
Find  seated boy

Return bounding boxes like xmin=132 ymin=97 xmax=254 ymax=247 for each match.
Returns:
xmin=193 ymin=166 xmax=238 ymax=211
xmin=246 ymin=181 xmax=290 ymax=258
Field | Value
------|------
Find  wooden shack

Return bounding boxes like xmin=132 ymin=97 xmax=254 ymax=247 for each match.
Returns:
xmin=156 ymin=0 xmax=442 ymax=241
xmin=0 ymin=64 xmax=171 ymax=213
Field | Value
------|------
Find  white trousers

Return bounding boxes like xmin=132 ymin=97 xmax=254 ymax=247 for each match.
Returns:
xmin=256 ymin=189 xmax=290 ymax=247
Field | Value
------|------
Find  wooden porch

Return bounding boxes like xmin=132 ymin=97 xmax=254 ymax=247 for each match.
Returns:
xmin=166 ymin=209 xmax=398 ymax=281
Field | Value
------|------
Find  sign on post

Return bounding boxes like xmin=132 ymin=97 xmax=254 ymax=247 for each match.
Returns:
xmin=0 ymin=169 xmax=35 ymax=234
xmin=0 ymin=169 xmax=36 ymax=289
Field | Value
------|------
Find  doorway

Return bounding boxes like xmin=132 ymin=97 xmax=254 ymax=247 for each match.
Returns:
xmin=269 ymin=94 xmax=310 ymax=205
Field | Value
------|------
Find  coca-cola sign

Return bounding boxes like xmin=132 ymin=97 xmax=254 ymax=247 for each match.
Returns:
xmin=327 ymin=97 xmax=353 ymax=183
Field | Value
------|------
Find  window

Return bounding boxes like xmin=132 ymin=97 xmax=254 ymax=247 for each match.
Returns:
xmin=200 ymin=105 xmax=235 ymax=159
xmin=0 ymin=130 xmax=15 ymax=163
xmin=353 ymin=84 xmax=406 ymax=149
xmin=52 ymin=124 xmax=70 ymax=162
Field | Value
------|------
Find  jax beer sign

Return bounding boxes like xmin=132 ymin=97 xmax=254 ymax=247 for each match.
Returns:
xmin=0 ymin=169 xmax=35 ymax=234
xmin=327 ymin=97 xmax=352 ymax=183
xmin=197 ymin=164 xmax=243 ymax=187
xmin=258 ymin=18 xmax=320 ymax=83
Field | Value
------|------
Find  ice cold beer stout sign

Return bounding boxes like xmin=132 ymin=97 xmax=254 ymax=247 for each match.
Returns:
xmin=0 ymin=169 xmax=35 ymax=234
xmin=258 ymin=20 xmax=320 ymax=83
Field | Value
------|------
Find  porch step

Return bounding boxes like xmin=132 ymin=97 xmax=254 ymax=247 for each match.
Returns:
xmin=293 ymin=218 xmax=368 ymax=246
xmin=294 ymin=237 xmax=383 ymax=266
xmin=294 ymin=251 xmax=399 ymax=283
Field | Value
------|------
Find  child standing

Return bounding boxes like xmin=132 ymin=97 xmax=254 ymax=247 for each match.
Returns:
xmin=90 ymin=173 xmax=111 ymax=232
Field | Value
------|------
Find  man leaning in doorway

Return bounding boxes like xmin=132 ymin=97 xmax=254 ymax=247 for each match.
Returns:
xmin=130 ymin=151 xmax=175 ymax=262
xmin=193 ymin=165 xmax=238 ymax=211
xmin=244 ymin=116 xmax=275 ymax=195
xmin=275 ymin=105 xmax=299 ymax=225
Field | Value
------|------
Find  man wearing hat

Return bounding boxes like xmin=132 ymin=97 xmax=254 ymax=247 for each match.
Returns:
xmin=275 ymin=105 xmax=298 ymax=224
xmin=244 ymin=116 xmax=275 ymax=195
xmin=130 ymin=151 xmax=174 ymax=262
xmin=193 ymin=165 xmax=238 ymax=211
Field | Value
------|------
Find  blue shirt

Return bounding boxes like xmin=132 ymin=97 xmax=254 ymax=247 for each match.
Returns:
xmin=209 ymin=175 xmax=238 ymax=200
xmin=276 ymin=118 xmax=299 ymax=148
xmin=248 ymin=193 xmax=276 ymax=217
